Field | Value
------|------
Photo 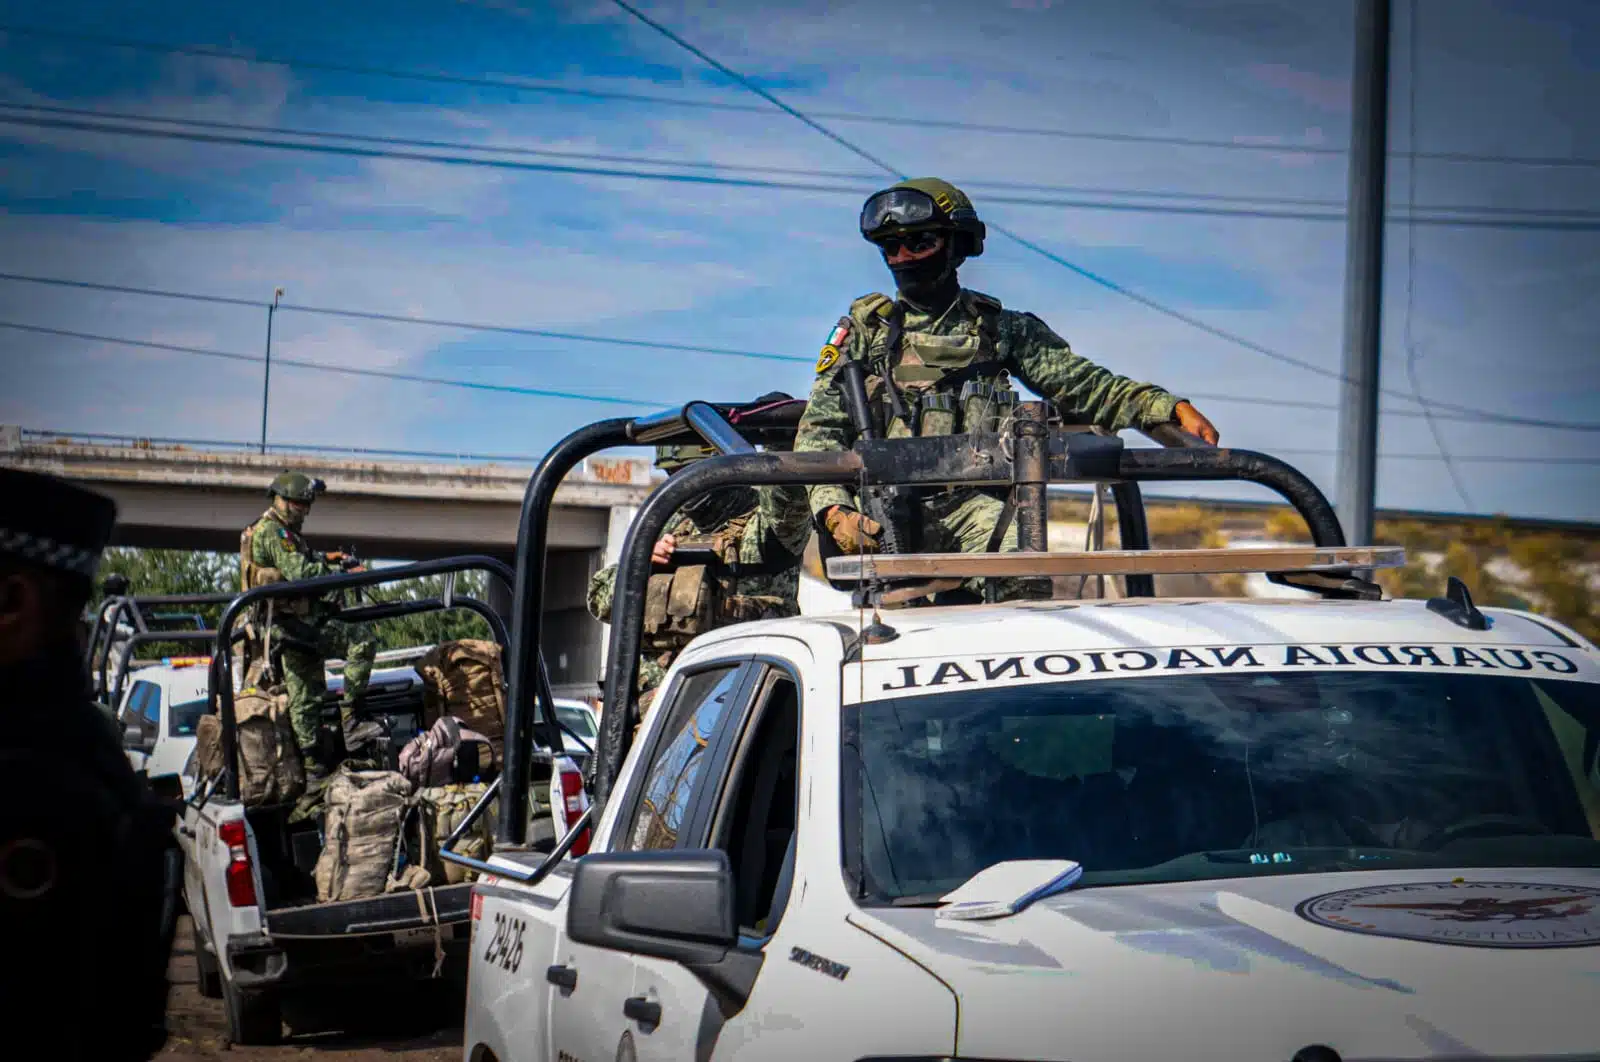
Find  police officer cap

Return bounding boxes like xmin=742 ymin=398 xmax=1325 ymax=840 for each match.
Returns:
xmin=0 ymin=467 xmax=117 ymax=582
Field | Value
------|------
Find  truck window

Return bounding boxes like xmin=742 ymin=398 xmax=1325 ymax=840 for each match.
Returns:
xmin=710 ymin=667 xmax=800 ymax=936
xmin=843 ymin=671 xmax=1600 ymax=902
xmin=624 ymin=665 xmax=745 ymax=852
xmin=168 ymin=697 xmax=208 ymax=738
xmin=120 ymin=681 xmax=156 ymax=729
xmin=141 ymin=684 xmax=162 ymax=726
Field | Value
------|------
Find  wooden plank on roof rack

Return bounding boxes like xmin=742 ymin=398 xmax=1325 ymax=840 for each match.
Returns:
xmin=825 ymin=545 xmax=1405 ymax=580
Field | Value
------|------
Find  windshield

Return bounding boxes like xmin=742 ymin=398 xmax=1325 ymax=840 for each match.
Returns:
xmin=557 ymin=705 xmax=597 ymax=740
xmin=843 ymin=672 xmax=1600 ymax=903
xmin=168 ymin=697 xmax=208 ymax=738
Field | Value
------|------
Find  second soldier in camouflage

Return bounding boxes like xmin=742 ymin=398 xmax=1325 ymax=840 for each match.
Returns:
xmin=587 ymin=426 xmax=811 ymax=716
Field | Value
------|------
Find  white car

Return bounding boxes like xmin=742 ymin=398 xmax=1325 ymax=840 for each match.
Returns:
xmin=117 ymin=658 xmax=211 ymax=795
xmin=551 ymin=697 xmax=599 ymax=762
xmin=462 ymin=594 xmax=1599 ymax=1062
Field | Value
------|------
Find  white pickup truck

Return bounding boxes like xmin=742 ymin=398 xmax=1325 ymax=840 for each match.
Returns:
xmin=462 ymin=593 xmax=1600 ymax=1061
xmin=178 ymin=557 xmax=588 ymax=1046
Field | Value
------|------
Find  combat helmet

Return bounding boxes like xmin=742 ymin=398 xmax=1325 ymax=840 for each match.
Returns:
xmin=859 ymin=177 xmax=986 ymax=258
xmin=267 ymin=470 xmax=326 ymax=505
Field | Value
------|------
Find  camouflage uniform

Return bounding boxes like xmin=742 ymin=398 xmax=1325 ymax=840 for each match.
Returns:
xmin=587 ymin=482 xmax=810 ymax=706
xmin=796 ymin=177 xmax=1187 ymax=599
xmin=243 ymin=508 xmax=375 ymax=762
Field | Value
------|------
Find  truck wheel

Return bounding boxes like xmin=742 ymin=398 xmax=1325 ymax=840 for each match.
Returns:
xmin=195 ymin=945 xmax=223 ymax=999
xmin=222 ymin=975 xmax=281 ymax=1045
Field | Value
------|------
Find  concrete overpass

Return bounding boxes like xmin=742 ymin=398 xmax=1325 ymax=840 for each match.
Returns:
xmin=2 ymin=426 xmax=656 ymax=695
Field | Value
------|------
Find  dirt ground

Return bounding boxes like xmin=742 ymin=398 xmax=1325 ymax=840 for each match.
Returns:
xmin=156 ymin=917 xmax=464 ymax=1061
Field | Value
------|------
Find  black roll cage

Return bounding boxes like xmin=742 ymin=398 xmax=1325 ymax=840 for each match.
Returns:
xmin=207 ymin=555 xmax=516 ymax=802
xmin=88 ymin=592 xmax=236 ymax=711
xmin=492 ymin=399 xmax=1352 ymax=881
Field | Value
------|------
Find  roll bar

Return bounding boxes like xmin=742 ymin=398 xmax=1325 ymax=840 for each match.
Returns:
xmin=88 ymin=591 xmax=236 ymax=706
xmin=498 ymin=399 xmax=811 ymax=846
xmin=209 ymin=555 xmax=514 ymax=802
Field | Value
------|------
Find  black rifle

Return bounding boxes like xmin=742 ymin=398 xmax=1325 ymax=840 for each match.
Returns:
xmin=834 ymin=355 xmax=919 ymax=555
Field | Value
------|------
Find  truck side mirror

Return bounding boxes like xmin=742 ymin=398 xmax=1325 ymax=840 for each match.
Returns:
xmin=566 ymin=849 xmax=763 ymax=1018
xmin=123 ymin=724 xmax=147 ymax=748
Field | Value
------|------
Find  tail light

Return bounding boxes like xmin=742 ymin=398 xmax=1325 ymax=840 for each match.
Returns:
xmin=218 ymin=820 xmax=257 ymax=907
xmin=552 ymin=765 xmax=592 ymax=858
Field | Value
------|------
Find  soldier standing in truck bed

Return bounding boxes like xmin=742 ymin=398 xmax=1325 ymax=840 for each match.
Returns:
xmin=795 ymin=177 xmax=1220 ymax=598
xmin=240 ymin=471 xmax=377 ymax=781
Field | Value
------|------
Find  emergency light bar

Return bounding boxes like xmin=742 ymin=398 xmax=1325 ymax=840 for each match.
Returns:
xmin=826 ymin=545 xmax=1406 ymax=581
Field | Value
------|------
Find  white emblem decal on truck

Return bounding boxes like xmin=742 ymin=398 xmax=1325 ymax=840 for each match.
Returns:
xmin=1296 ymin=881 xmax=1600 ymax=949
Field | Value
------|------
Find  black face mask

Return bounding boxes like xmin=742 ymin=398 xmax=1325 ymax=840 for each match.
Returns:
xmin=884 ymin=238 xmax=961 ymax=311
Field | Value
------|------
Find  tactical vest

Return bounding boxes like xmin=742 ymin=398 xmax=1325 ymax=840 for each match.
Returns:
xmin=846 ymin=289 xmax=1018 ymax=439
xmin=639 ymin=510 xmax=794 ymax=652
xmin=239 ymin=512 xmax=311 ymax=617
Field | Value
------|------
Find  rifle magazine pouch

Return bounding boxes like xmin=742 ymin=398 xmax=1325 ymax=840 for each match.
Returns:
xmin=643 ymin=572 xmax=674 ymax=636
xmin=919 ymin=391 xmax=958 ymax=437
xmin=666 ymin=564 xmax=714 ymax=638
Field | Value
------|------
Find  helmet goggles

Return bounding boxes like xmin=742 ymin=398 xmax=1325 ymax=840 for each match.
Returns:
xmin=860 ymin=187 xmax=943 ymax=241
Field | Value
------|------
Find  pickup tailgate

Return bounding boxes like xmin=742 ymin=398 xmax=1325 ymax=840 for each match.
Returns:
xmin=265 ymin=882 xmax=475 ymax=939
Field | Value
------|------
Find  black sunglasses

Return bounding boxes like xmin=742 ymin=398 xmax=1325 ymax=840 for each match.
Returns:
xmin=875 ymin=230 xmax=944 ymax=255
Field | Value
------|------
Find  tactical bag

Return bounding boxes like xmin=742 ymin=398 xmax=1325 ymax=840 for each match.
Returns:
xmin=398 ymin=715 xmax=494 ymax=789
xmin=191 ymin=689 xmax=305 ymax=806
xmin=415 ymin=640 xmax=506 ymax=753
xmin=416 ymin=783 xmax=495 ymax=885
xmin=313 ymin=768 xmax=416 ymax=902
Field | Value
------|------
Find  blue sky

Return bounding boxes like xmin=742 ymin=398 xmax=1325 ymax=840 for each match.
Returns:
xmin=0 ymin=0 xmax=1596 ymax=521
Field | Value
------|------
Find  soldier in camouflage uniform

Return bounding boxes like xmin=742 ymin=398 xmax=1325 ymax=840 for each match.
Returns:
xmin=240 ymin=472 xmax=377 ymax=778
xmin=587 ymin=431 xmax=811 ymax=714
xmin=795 ymin=177 xmax=1219 ymax=598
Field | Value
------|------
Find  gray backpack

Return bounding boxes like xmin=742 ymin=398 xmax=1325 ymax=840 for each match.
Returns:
xmin=313 ymin=769 xmax=416 ymax=902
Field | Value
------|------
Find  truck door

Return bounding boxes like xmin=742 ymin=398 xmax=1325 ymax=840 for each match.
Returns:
xmin=625 ymin=652 xmax=808 ymax=1061
xmin=547 ymin=661 xmax=757 ymax=1062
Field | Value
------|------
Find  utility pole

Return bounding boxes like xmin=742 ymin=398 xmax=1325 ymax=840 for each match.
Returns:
xmin=1335 ymin=0 xmax=1392 ymax=546
xmin=260 ymin=287 xmax=284 ymax=455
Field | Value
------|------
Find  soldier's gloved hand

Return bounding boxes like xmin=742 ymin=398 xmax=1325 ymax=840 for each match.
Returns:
xmin=1173 ymin=401 xmax=1220 ymax=445
xmin=823 ymin=506 xmax=883 ymax=553
xmin=650 ymin=534 xmax=677 ymax=567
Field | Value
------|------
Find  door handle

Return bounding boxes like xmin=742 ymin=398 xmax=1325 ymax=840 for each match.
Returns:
xmin=623 ymin=996 xmax=661 ymax=1031
xmin=545 ymin=964 xmax=577 ymax=990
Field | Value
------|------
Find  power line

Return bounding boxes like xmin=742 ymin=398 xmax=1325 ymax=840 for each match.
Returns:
xmin=0 ymin=273 xmax=813 ymax=364
xmin=0 ymin=320 xmax=667 ymax=407
xmin=12 ymin=104 xmax=1600 ymax=229
xmin=607 ymin=0 xmax=1600 ymax=435
xmin=20 ymin=108 xmax=1600 ymax=229
xmin=3 ymin=270 xmax=1595 ymax=431
xmin=6 ymin=23 xmax=1600 ymax=169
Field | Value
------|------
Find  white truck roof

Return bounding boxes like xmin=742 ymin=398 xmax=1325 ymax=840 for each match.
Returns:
xmin=685 ymin=597 xmax=1592 ymax=693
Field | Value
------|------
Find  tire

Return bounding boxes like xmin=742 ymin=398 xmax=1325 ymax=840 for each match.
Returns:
xmin=222 ymin=973 xmax=282 ymax=1046
xmin=195 ymin=944 xmax=223 ymax=1000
